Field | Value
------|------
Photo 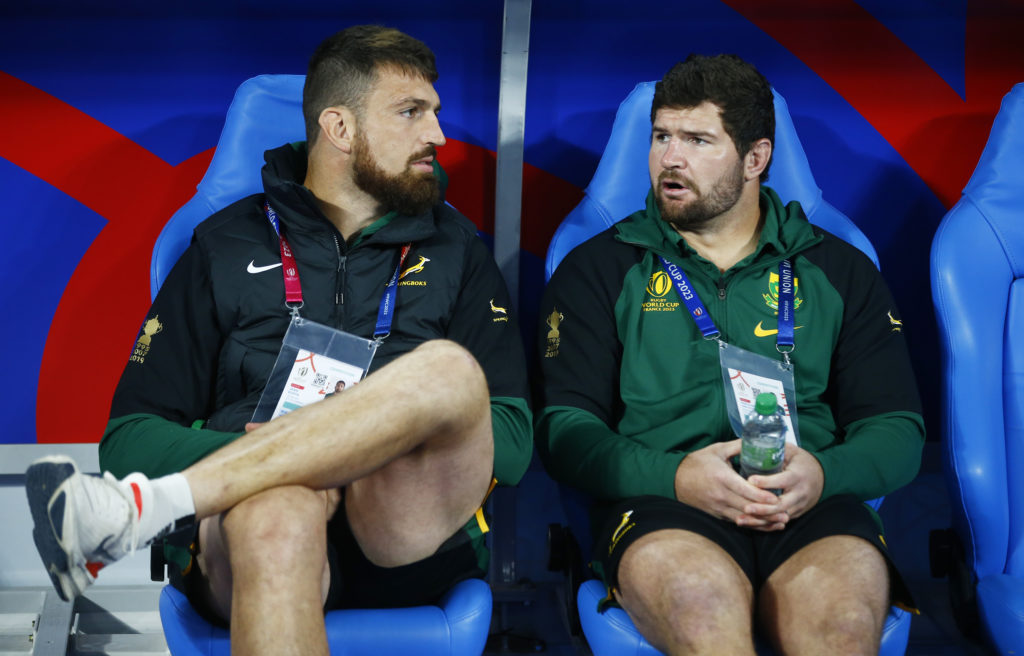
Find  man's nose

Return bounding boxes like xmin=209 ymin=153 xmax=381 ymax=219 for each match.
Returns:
xmin=424 ymin=113 xmax=446 ymax=147
xmin=661 ymin=140 xmax=686 ymax=169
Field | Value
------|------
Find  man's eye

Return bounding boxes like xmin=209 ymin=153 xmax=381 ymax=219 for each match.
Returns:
xmin=400 ymin=108 xmax=419 ymax=118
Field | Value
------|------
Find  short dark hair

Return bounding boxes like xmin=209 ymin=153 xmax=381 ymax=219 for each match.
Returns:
xmin=303 ymin=25 xmax=438 ymax=146
xmin=651 ymin=54 xmax=775 ymax=182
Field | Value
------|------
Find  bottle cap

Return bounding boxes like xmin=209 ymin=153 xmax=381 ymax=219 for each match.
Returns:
xmin=754 ymin=392 xmax=777 ymax=415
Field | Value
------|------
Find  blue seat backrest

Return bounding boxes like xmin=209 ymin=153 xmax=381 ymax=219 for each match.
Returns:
xmin=930 ymin=82 xmax=1024 ymax=581
xmin=544 ymin=82 xmax=879 ymax=282
xmin=151 ymin=74 xmax=306 ymax=299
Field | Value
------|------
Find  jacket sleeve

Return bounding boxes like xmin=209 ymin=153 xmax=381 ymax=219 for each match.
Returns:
xmin=811 ymin=247 xmax=925 ymax=500
xmin=536 ymin=239 xmax=684 ymax=501
xmin=99 ymin=238 xmax=241 ymax=478
xmin=100 ymin=414 xmax=241 ymax=479
xmin=444 ymin=236 xmax=532 ymax=486
xmin=814 ymin=412 xmax=924 ymax=500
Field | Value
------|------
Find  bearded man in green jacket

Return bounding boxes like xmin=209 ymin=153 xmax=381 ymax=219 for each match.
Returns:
xmin=538 ymin=54 xmax=923 ymax=655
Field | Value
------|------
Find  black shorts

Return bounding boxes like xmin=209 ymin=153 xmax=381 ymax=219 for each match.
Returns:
xmin=592 ymin=494 xmax=915 ymax=612
xmin=322 ymin=508 xmax=489 ymax=610
xmin=170 ymin=507 xmax=490 ymax=627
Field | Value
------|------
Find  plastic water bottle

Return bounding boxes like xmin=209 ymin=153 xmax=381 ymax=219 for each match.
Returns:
xmin=739 ymin=392 xmax=787 ymax=481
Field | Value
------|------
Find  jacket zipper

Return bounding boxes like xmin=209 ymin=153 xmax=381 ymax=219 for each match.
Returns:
xmin=334 ymin=234 xmax=346 ymax=313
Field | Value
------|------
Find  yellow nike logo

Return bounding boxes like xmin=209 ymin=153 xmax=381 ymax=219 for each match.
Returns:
xmin=754 ymin=321 xmax=804 ymax=337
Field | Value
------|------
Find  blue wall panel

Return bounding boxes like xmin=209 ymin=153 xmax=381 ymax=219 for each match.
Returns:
xmin=0 ymin=157 xmax=107 ymax=443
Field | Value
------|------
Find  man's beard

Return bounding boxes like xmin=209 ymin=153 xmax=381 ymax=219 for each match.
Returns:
xmin=655 ymin=160 xmax=745 ymax=232
xmin=352 ymin=133 xmax=440 ymax=217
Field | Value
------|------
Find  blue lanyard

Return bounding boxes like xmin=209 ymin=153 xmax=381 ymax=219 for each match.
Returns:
xmin=657 ymin=255 xmax=796 ymax=358
xmin=374 ymin=245 xmax=410 ymax=342
xmin=265 ymin=203 xmax=409 ymax=342
xmin=775 ymin=258 xmax=795 ymax=353
xmin=658 ymin=256 xmax=719 ymax=339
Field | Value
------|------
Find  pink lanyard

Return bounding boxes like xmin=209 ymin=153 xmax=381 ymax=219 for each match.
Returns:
xmin=265 ymin=202 xmax=304 ymax=314
xmin=264 ymin=202 xmax=411 ymax=342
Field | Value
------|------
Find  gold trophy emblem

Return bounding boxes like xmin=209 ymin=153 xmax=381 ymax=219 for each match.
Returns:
xmin=545 ymin=308 xmax=563 ymax=358
xmin=546 ymin=309 xmax=563 ymax=339
xmin=131 ymin=316 xmax=163 ymax=364
xmin=137 ymin=316 xmax=163 ymax=346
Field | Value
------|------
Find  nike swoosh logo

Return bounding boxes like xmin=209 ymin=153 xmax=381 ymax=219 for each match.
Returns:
xmin=754 ymin=321 xmax=804 ymax=337
xmin=247 ymin=260 xmax=283 ymax=274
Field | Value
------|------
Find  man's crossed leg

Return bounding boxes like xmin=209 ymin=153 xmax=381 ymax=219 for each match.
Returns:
xmin=27 ymin=339 xmax=494 ymax=656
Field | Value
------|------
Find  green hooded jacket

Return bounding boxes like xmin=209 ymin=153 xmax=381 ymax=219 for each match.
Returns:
xmin=537 ymin=187 xmax=923 ymax=504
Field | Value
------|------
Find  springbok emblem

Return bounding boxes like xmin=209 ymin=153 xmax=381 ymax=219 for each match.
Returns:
xmin=399 ymin=255 xmax=430 ymax=279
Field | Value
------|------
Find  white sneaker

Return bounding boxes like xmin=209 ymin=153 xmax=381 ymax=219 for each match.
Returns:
xmin=25 ymin=456 xmax=143 ymax=601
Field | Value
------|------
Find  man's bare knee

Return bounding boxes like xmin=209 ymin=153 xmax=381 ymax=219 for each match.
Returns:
xmin=761 ymin=536 xmax=888 ymax=655
xmin=195 ymin=487 xmax=333 ymax=622
xmin=412 ymin=340 xmax=488 ymax=398
xmin=222 ymin=487 xmax=329 ymax=560
xmin=616 ymin=530 xmax=755 ymax=655
xmin=823 ymin=598 xmax=885 ymax=652
xmin=404 ymin=339 xmax=490 ymax=441
xmin=223 ymin=487 xmax=330 ymax=588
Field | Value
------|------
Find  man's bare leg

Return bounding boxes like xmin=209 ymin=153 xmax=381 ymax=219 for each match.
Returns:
xmin=192 ymin=486 xmax=339 ymax=656
xmin=26 ymin=338 xmax=493 ymax=622
xmin=179 ymin=338 xmax=493 ymax=653
xmin=615 ymin=530 xmax=757 ymax=656
xmin=758 ymin=535 xmax=889 ymax=656
xmin=184 ymin=339 xmax=492 ymax=525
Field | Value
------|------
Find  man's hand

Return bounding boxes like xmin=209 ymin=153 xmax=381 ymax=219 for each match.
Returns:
xmin=674 ymin=439 xmax=788 ymax=531
xmin=743 ymin=443 xmax=824 ymax=522
xmin=244 ymin=422 xmax=265 ymax=433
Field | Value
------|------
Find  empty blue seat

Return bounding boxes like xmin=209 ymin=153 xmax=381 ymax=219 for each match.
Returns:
xmin=930 ymin=82 xmax=1024 ymax=654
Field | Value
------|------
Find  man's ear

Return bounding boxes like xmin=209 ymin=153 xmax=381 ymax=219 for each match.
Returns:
xmin=745 ymin=138 xmax=772 ymax=181
xmin=317 ymin=106 xmax=357 ymax=154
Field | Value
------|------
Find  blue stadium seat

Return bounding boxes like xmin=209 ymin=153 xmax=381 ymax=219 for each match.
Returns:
xmin=160 ymin=579 xmax=492 ymax=656
xmin=544 ymin=81 xmax=910 ymax=656
xmin=930 ymin=82 xmax=1024 ymax=654
xmin=151 ymin=74 xmax=493 ymax=656
xmin=151 ymin=75 xmax=306 ymax=296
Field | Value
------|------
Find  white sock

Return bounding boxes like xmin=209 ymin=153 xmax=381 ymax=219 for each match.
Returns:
xmin=120 ymin=472 xmax=196 ymax=547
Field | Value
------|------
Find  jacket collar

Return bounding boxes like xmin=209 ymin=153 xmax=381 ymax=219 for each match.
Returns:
xmin=260 ymin=142 xmax=441 ymax=246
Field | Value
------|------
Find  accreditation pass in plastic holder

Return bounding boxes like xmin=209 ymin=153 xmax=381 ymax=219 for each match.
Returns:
xmin=718 ymin=341 xmax=800 ymax=445
xmin=252 ymin=316 xmax=378 ymax=423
